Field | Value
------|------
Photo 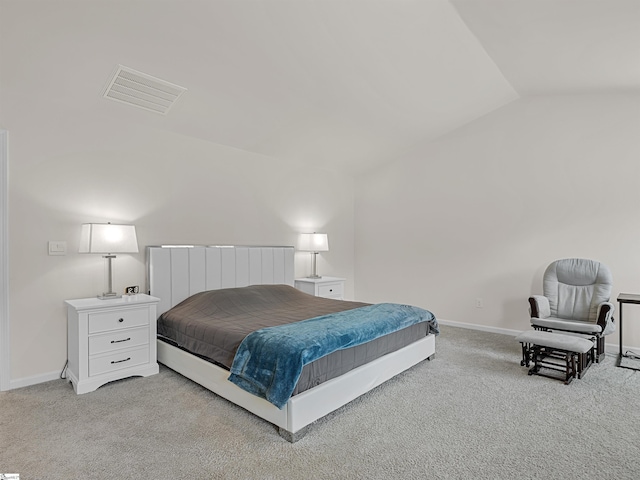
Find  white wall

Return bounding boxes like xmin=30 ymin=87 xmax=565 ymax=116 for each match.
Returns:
xmin=6 ymin=119 xmax=355 ymax=385
xmin=355 ymin=93 xmax=640 ymax=349
xmin=5 ymin=89 xmax=639 ymax=386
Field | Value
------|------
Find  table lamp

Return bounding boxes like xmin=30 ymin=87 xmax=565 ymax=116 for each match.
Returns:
xmin=79 ymin=223 xmax=138 ymax=299
xmin=299 ymin=233 xmax=329 ymax=278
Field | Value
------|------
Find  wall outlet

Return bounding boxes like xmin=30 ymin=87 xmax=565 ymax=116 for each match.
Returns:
xmin=475 ymin=298 xmax=483 ymax=308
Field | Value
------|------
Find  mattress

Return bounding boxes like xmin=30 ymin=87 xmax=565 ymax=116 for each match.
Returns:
xmin=157 ymin=284 xmax=433 ymax=395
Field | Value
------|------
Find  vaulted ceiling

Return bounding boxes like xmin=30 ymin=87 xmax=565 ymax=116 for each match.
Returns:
xmin=1 ymin=0 xmax=638 ymax=174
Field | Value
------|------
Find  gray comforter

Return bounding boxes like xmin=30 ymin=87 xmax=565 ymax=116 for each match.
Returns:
xmin=157 ymin=284 xmax=433 ymax=395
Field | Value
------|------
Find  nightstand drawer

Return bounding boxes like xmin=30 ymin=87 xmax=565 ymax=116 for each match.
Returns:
xmin=318 ymin=283 xmax=344 ymax=298
xmin=88 ymin=307 xmax=149 ymax=334
xmin=89 ymin=346 xmax=150 ymax=376
xmin=295 ymin=277 xmax=346 ymax=300
xmin=89 ymin=326 xmax=149 ymax=355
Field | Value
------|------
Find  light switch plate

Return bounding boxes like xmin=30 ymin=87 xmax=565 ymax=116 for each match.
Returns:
xmin=48 ymin=241 xmax=67 ymax=256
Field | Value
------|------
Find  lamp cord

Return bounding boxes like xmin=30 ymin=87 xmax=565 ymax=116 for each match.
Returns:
xmin=59 ymin=359 xmax=68 ymax=379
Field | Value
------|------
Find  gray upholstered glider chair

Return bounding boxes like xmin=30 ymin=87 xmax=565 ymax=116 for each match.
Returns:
xmin=529 ymin=258 xmax=615 ymax=362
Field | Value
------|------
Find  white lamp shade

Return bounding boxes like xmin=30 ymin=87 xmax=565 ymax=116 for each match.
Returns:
xmin=79 ymin=223 xmax=139 ymax=254
xmin=299 ymin=233 xmax=329 ymax=252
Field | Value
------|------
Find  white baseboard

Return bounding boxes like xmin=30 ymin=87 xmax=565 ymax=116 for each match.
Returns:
xmin=437 ymin=318 xmax=522 ymax=337
xmin=438 ymin=318 xmax=632 ymax=355
xmin=9 ymin=370 xmax=62 ymax=390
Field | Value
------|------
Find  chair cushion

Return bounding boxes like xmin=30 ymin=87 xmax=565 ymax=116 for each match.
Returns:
xmin=543 ymin=259 xmax=612 ymax=323
xmin=516 ymin=330 xmax=594 ymax=354
xmin=530 ymin=316 xmax=602 ymax=334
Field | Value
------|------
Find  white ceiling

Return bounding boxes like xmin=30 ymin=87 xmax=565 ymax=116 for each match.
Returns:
xmin=451 ymin=0 xmax=640 ymax=95
xmin=1 ymin=0 xmax=638 ymax=174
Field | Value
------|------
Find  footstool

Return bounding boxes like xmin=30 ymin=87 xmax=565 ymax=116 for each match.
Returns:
xmin=515 ymin=330 xmax=595 ymax=384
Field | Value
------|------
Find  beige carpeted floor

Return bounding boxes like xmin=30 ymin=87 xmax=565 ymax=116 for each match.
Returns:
xmin=1 ymin=325 xmax=639 ymax=479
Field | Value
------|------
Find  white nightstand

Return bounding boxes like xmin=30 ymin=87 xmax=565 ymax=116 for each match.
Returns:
xmin=65 ymin=294 xmax=160 ymax=394
xmin=295 ymin=277 xmax=346 ymax=300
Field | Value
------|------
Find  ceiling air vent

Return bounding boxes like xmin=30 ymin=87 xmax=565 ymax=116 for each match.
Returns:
xmin=103 ymin=65 xmax=187 ymax=115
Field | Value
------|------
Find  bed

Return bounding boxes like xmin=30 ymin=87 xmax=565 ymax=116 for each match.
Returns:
xmin=148 ymin=245 xmax=437 ymax=441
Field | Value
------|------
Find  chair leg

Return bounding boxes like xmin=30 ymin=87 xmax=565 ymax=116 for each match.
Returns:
xmin=596 ymin=336 xmax=605 ymax=363
xmin=564 ymin=353 xmax=576 ymax=385
xmin=520 ymin=343 xmax=531 ymax=367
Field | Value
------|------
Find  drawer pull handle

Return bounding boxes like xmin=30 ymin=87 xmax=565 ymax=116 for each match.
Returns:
xmin=110 ymin=337 xmax=131 ymax=344
xmin=111 ymin=357 xmax=131 ymax=364
xmin=329 ymin=289 xmax=333 ymax=292
xmin=118 ymin=318 xmax=124 ymax=323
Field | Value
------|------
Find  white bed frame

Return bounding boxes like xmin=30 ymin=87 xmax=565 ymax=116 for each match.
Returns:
xmin=148 ymin=245 xmax=436 ymax=441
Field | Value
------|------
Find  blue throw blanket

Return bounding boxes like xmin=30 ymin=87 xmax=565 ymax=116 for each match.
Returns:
xmin=228 ymin=303 xmax=438 ymax=409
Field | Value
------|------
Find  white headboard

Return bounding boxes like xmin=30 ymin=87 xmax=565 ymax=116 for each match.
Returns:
xmin=148 ymin=245 xmax=295 ymax=317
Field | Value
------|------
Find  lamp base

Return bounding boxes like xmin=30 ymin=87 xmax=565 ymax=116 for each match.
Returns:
xmin=97 ymin=292 xmax=121 ymax=300
xmin=99 ymin=254 xmax=121 ymax=300
xmin=308 ymin=252 xmax=323 ymax=279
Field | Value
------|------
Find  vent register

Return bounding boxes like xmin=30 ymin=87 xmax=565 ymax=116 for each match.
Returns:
xmin=103 ymin=65 xmax=187 ymax=115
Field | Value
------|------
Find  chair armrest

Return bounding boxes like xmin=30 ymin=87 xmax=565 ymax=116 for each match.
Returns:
xmin=529 ymin=295 xmax=550 ymax=318
xmin=597 ymin=302 xmax=615 ymax=335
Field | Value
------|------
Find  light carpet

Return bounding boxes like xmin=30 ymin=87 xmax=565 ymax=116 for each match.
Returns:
xmin=1 ymin=325 xmax=639 ymax=479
